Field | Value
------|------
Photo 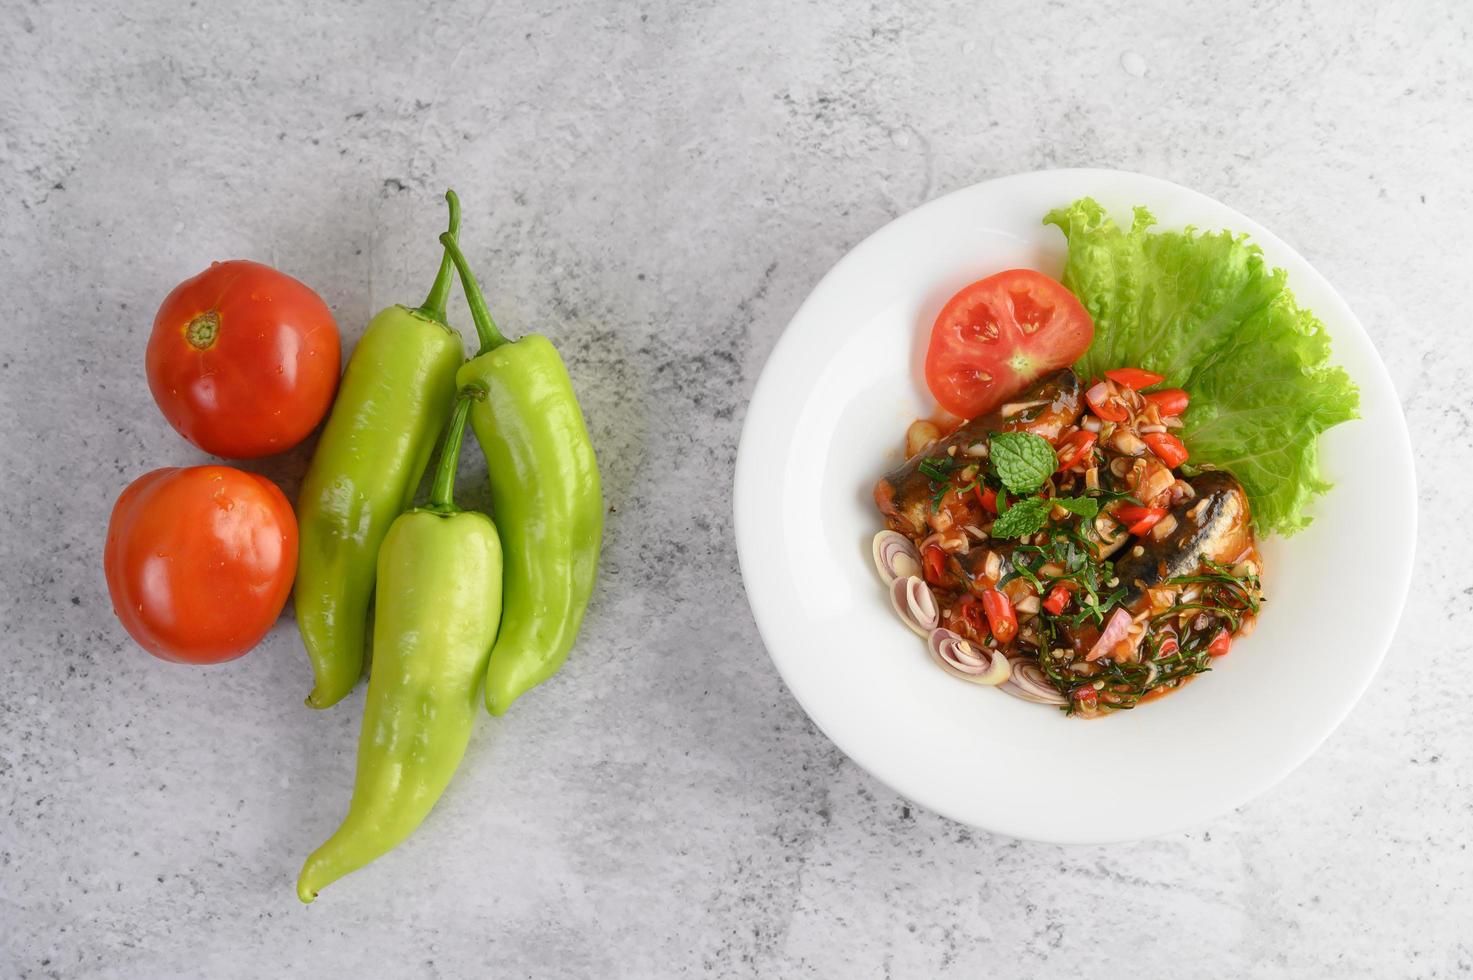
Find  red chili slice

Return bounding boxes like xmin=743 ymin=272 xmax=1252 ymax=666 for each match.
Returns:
xmin=1115 ymin=504 xmax=1167 ymax=536
xmin=1043 ymin=584 xmax=1071 ymax=616
xmin=1143 ymin=431 xmax=1189 ymax=468
xmin=922 ymin=545 xmax=947 ymax=585
xmin=975 ymin=484 xmax=999 ymax=514
xmin=1144 ymin=388 xmax=1189 ymax=416
xmin=981 ymin=589 xmax=1018 ymax=643
xmin=1105 ymin=367 xmax=1164 ymax=390
xmin=953 ymin=594 xmax=987 ymax=636
xmin=1055 ymin=430 xmax=1097 ymax=471
xmin=1085 ymin=382 xmax=1128 ymax=423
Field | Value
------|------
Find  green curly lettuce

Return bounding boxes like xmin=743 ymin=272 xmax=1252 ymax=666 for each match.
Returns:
xmin=1043 ymin=198 xmax=1358 ymax=536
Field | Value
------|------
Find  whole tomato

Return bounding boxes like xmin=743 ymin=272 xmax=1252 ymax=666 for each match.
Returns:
xmin=104 ymin=466 xmax=298 ymax=664
xmin=147 ymin=260 xmax=341 ymax=458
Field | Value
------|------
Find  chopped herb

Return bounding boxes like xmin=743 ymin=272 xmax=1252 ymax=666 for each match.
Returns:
xmin=918 ymin=456 xmax=954 ymax=482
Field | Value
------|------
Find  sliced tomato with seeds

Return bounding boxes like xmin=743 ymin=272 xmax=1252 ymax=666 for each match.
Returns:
xmin=924 ymin=270 xmax=1094 ymax=420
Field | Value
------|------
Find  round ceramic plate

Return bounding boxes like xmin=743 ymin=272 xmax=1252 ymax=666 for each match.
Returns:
xmin=734 ymin=169 xmax=1415 ymax=844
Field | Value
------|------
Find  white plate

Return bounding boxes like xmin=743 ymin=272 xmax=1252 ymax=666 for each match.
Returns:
xmin=734 ymin=169 xmax=1415 ymax=844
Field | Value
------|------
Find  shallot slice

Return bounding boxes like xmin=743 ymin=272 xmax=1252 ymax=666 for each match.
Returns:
xmin=872 ymin=530 xmax=921 ymax=585
xmin=927 ymin=628 xmax=1010 ymax=686
xmin=1085 ymin=607 xmax=1134 ymax=662
xmin=889 ymin=576 xmax=939 ymax=636
xmin=999 ymin=658 xmax=1068 ymax=705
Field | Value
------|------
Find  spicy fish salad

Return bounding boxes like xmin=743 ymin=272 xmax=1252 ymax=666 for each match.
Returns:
xmin=869 ymin=200 xmax=1357 ymax=717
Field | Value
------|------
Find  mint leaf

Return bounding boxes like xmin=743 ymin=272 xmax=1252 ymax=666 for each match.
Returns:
xmin=1051 ymin=496 xmax=1099 ymax=519
xmin=989 ymin=432 xmax=1056 ymax=495
xmin=991 ymin=496 xmax=1049 ymax=538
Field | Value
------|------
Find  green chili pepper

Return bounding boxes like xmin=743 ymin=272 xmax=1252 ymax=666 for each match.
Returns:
xmin=296 ymin=394 xmax=502 ymax=902
xmin=440 ymin=231 xmax=602 ymax=716
xmin=294 ymin=194 xmax=467 ymax=708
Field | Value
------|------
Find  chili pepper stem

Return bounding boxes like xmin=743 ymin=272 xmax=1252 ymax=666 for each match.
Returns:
xmin=414 ymin=190 xmax=462 ymax=324
xmin=427 ymin=395 xmax=473 ymax=512
xmin=438 ymin=231 xmax=510 ymax=355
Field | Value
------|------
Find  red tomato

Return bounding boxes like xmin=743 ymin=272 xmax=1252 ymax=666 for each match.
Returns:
xmin=1104 ymin=367 xmax=1164 ymax=390
xmin=924 ymin=270 xmax=1094 ymax=419
xmin=1143 ymin=431 xmax=1190 ymax=468
xmin=1206 ymin=629 xmax=1233 ymax=658
xmin=147 ymin=260 xmax=341 ymax=458
xmin=1055 ymin=430 xmax=1097 ymax=471
xmin=1144 ymin=388 xmax=1190 ymax=416
xmin=103 ymin=466 xmax=298 ymax=664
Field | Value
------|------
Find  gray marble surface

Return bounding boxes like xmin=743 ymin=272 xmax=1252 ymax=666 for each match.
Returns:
xmin=3 ymin=1 xmax=1471 ymax=977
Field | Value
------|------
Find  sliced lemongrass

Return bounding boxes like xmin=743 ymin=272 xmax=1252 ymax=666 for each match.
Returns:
xmin=889 ymin=575 xmax=938 ymax=636
xmin=927 ymin=628 xmax=1011 ymax=686
xmin=872 ymin=530 xmax=921 ymax=585
xmin=999 ymin=658 xmax=1068 ymax=705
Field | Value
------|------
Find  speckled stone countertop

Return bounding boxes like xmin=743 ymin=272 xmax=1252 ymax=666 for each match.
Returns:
xmin=2 ymin=1 xmax=1470 ymax=977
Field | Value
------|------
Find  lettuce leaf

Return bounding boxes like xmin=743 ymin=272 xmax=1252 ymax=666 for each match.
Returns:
xmin=1043 ymin=198 xmax=1358 ymax=536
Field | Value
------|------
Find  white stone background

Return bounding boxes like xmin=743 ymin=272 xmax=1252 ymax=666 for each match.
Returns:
xmin=2 ymin=1 xmax=1470 ymax=977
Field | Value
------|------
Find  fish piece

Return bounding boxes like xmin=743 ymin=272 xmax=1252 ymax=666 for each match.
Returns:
xmin=873 ymin=369 xmax=1084 ymax=538
xmin=1112 ymin=471 xmax=1252 ymax=605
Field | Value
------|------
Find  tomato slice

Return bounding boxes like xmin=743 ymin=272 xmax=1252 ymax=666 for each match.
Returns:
xmin=1143 ymin=431 xmax=1189 ymax=468
xmin=924 ymin=270 xmax=1094 ymax=419
xmin=1144 ymin=388 xmax=1190 ymax=416
xmin=1206 ymin=629 xmax=1232 ymax=658
xmin=1105 ymin=367 xmax=1164 ymax=390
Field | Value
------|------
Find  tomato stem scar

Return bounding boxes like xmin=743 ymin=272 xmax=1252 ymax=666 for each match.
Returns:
xmin=186 ymin=311 xmax=221 ymax=350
